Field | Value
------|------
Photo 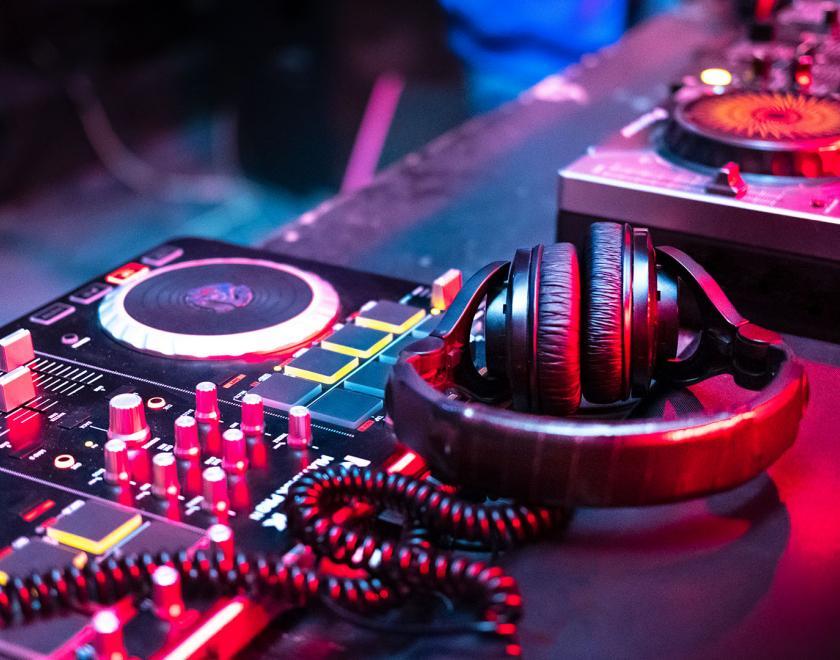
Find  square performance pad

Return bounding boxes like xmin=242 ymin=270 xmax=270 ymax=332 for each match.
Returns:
xmin=284 ymin=347 xmax=359 ymax=384
xmin=309 ymin=389 xmax=383 ymax=429
xmin=46 ymin=501 xmax=141 ymax=555
xmin=355 ymin=300 xmax=426 ymax=334
xmin=0 ymin=538 xmax=86 ymax=585
xmin=321 ymin=325 xmax=393 ymax=358
xmin=345 ymin=361 xmax=392 ymax=398
xmin=249 ymin=373 xmax=322 ymax=411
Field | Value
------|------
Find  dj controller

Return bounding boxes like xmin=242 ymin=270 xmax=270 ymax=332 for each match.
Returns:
xmin=1 ymin=1 xmax=839 ymax=659
xmin=559 ymin=0 xmax=840 ymax=341
xmin=0 ymin=238 xmax=455 ymax=658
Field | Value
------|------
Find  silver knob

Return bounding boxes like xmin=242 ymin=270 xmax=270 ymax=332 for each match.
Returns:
xmin=108 ymin=393 xmax=151 ymax=445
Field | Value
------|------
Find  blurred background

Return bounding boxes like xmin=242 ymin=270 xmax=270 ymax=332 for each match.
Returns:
xmin=0 ymin=0 xmax=677 ymax=323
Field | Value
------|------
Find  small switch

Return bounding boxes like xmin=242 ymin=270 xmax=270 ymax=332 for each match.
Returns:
xmin=431 ymin=269 xmax=463 ymax=310
xmin=285 ymin=347 xmax=359 ymax=385
xmin=29 ymin=302 xmax=76 ymax=326
xmin=0 ymin=329 xmax=35 ymax=371
xmin=249 ymin=374 xmax=322 ymax=411
xmin=355 ymin=300 xmax=426 ymax=334
xmin=705 ymin=162 xmax=747 ymax=198
xmin=309 ymin=389 xmax=382 ymax=429
xmin=141 ymin=244 xmax=184 ymax=267
xmin=69 ymin=282 xmax=112 ymax=305
xmin=321 ymin=324 xmax=392 ymax=358
xmin=0 ymin=367 xmax=36 ymax=413
xmin=344 ymin=361 xmax=392 ymax=398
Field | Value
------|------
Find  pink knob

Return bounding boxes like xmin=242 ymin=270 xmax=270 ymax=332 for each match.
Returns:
xmin=108 ymin=392 xmax=151 ymax=445
xmin=195 ymin=381 xmax=220 ymax=423
xmin=104 ymin=438 xmax=129 ymax=484
xmin=288 ymin=405 xmax=312 ymax=449
xmin=152 ymin=565 xmax=185 ymax=621
xmin=207 ymin=523 xmax=234 ymax=570
xmin=92 ymin=609 xmax=127 ymax=660
xmin=240 ymin=393 xmax=264 ymax=436
xmin=152 ymin=452 xmax=179 ymax=498
xmin=174 ymin=416 xmax=200 ymax=460
xmin=222 ymin=428 xmax=248 ymax=474
xmin=202 ymin=466 xmax=229 ymax=517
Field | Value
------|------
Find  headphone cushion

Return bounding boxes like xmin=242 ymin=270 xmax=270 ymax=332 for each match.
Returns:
xmin=583 ymin=222 xmax=626 ymax=403
xmin=535 ymin=243 xmax=581 ymax=415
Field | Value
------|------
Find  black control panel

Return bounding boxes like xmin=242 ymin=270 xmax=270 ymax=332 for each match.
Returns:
xmin=0 ymin=237 xmax=442 ymax=658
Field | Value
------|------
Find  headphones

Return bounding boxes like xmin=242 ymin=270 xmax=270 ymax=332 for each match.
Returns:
xmin=385 ymin=222 xmax=809 ymax=507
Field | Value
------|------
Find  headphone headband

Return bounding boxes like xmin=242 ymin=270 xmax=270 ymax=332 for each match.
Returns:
xmin=386 ymin=247 xmax=808 ymax=506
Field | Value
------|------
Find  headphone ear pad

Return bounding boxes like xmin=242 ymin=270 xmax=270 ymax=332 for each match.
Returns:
xmin=582 ymin=222 xmax=627 ymax=403
xmin=534 ymin=243 xmax=581 ymax=415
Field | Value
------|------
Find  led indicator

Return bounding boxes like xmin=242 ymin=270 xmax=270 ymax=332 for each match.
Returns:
xmin=700 ymin=68 xmax=733 ymax=87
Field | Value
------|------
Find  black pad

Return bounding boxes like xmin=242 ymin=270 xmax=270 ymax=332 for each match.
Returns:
xmin=534 ymin=243 xmax=581 ymax=415
xmin=583 ymin=222 xmax=627 ymax=403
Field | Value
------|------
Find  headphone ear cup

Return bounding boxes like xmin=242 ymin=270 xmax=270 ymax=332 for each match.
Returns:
xmin=534 ymin=243 xmax=581 ymax=415
xmin=582 ymin=222 xmax=628 ymax=403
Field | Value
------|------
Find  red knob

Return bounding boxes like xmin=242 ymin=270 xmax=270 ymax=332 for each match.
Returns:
xmin=152 ymin=452 xmax=179 ymax=498
xmin=195 ymin=381 xmax=220 ymax=423
xmin=108 ymin=392 xmax=151 ymax=445
xmin=152 ymin=564 xmax=185 ymax=621
xmin=174 ymin=415 xmax=200 ymax=460
xmin=288 ymin=405 xmax=312 ymax=449
xmin=104 ymin=439 xmax=129 ymax=484
xmin=222 ymin=428 xmax=248 ymax=474
xmin=240 ymin=393 xmax=264 ymax=436
xmin=202 ymin=466 xmax=229 ymax=518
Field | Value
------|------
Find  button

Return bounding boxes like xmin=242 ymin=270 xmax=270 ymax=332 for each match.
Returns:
xmin=249 ymin=374 xmax=322 ymax=411
xmin=69 ymin=282 xmax=112 ymax=305
xmin=105 ymin=262 xmax=149 ymax=286
xmin=29 ymin=302 xmax=76 ymax=326
xmin=0 ymin=538 xmax=86 ymax=586
xmin=321 ymin=325 xmax=392 ymax=358
xmin=379 ymin=335 xmax=423 ymax=365
xmin=355 ymin=300 xmax=426 ymax=334
xmin=108 ymin=392 xmax=151 ymax=445
xmin=0 ymin=366 xmax=36 ymax=413
xmin=431 ymin=269 xmax=463 ymax=310
xmin=284 ymin=347 xmax=359 ymax=385
xmin=345 ymin=361 xmax=392 ymax=398
xmin=0 ymin=329 xmax=35 ymax=371
xmin=141 ymin=244 xmax=184 ymax=267
xmin=46 ymin=501 xmax=142 ymax=554
xmin=308 ymin=389 xmax=382 ymax=429
xmin=411 ymin=313 xmax=441 ymax=338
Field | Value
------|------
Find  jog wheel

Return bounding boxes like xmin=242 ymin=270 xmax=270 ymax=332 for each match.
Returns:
xmin=98 ymin=258 xmax=340 ymax=359
xmin=664 ymin=90 xmax=840 ymax=177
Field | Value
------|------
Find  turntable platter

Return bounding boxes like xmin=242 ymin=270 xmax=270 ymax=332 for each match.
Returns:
xmin=664 ymin=91 xmax=840 ymax=177
xmin=98 ymin=258 xmax=340 ymax=359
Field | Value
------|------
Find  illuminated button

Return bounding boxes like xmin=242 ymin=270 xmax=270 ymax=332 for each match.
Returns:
xmin=379 ymin=335 xmax=423 ymax=365
xmin=308 ymin=389 xmax=382 ymax=429
xmin=29 ymin=302 xmax=76 ymax=326
xmin=105 ymin=262 xmax=149 ymax=286
xmin=321 ymin=325 xmax=392 ymax=358
xmin=54 ymin=454 xmax=76 ymax=470
xmin=0 ymin=329 xmax=35 ymax=371
xmin=431 ymin=268 xmax=463 ymax=310
xmin=46 ymin=501 xmax=142 ymax=555
xmin=284 ymin=347 xmax=358 ymax=385
xmin=0 ymin=366 xmax=36 ymax=413
xmin=147 ymin=396 xmax=166 ymax=410
xmin=69 ymin=282 xmax=112 ymax=305
xmin=0 ymin=538 xmax=86 ymax=586
xmin=344 ymin=361 xmax=392 ymax=398
xmin=355 ymin=300 xmax=426 ymax=334
xmin=141 ymin=244 xmax=184 ymax=267
xmin=249 ymin=374 xmax=321 ymax=411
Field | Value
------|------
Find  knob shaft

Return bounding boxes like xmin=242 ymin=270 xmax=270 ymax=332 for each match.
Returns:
xmin=174 ymin=415 xmax=200 ymax=460
xmin=152 ymin=565 xmax=185 ymax=621
xmin=240 ymin=393 xmax=264 ymax=436
xmin=202 ymin=466 xmax=229 ymax=517
xmin=222 ymin=428 xmax=248 ymax=474
xmin=288 ymin=405 xmax=312 ymax=449
xmin=152 ymin=452 xmax=179 ymax=498
xmin=104 ymin=438 xmax=129 ymax=484
xmin=195 ymin=381 xmax=220 ymax=423
xmin=108 ymin=392 xmax=151 ymax=445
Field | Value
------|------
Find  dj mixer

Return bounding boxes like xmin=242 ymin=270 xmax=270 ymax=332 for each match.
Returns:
xmin=0 ymin=237 xmax=450 ymax=658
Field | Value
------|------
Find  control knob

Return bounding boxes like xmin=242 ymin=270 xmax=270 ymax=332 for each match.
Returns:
xmin=108 ymin=393 xmax=151 ymax=445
